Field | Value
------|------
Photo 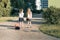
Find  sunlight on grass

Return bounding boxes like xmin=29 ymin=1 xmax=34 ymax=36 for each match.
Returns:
xmin=39 ymin=24 xmax=60 ymax=38
xmin=0 ymin=17 xmax=18 ymax=22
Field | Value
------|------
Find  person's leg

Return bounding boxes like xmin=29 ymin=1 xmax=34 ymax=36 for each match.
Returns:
xmin=27 ymin=21 xmax=29 ymax=26
xmin=28 ymin=20 xmax=32 ymax=28
xmin=19 ymin=18 xmax=23 ymax=27
xmin=26 ymin=21 xmax=29 ymax=27
xmin=27 ymin=19 xmax=31 ymax=28
xmin=21 ymin=21 xmax=23 ymax=27
xmin=19 ymin=22 xmax=21 ymax=27
xmin=21 ymin=18 xmax=24 ymax=27
xmin=29 ymin=21 xmax=32 ymax=28
xmin=19 ymin=18 xmax=21 ymax=27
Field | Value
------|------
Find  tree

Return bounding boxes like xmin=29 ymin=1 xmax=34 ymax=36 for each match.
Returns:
xmin=43 ymin=7 xmax=60 ymax=24
xmin=0 ymin=0 xmax=11 ymax=17
xmin=10 ymin=0 xmax=25 ymax=16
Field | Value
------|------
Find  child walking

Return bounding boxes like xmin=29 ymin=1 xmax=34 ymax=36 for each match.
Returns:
xmin=26 ymin=8 xmax=32 ymax=28
xmin=19 ymin=8 xmax=24 ymax=27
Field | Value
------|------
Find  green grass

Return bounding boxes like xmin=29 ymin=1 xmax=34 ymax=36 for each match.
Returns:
xmin=39 ymin=24 xmax=60 ymax=38
xmin=0 ymin=17 xmax=18 ymax=22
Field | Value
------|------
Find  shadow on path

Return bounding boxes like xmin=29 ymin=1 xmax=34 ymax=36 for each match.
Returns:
xmin=23 ymin=29 xmax=40 ymax=32
xmin=0 ymin=25 xmax=15 ymax=30
xmin=7 ymin=19 xmax=45 ymax=24
xmin=32 ymin=21 xmax=45 ymax=24
xmin=0 ymin=25 xmax=14 ymax=27
xmin=7 ymin=20 xmax=18 ymax=22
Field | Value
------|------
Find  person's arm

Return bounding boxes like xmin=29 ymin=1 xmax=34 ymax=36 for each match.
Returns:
xmin=30 ymin=11 xmax=32 ymax=18
xmin=23 ymin=13 xmax=24 ymax=18
xmin=19 ymin=13 xmax=21 ymax=18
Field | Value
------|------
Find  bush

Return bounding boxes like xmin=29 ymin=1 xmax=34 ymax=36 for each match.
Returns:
xmin=0 ymin=0 xmax=11 ymax=17
xmin=0 ymin=11 xmax=2 ymax=17
xmin=0 ymin=0 xmax=25 ymax=17
xmin=42 ymin=7 xmax=60 ymax=24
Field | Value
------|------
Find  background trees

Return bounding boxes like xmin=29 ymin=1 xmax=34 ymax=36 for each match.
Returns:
xmin=0 ymin=0 xmax=11 ymax=17
xmin=0 ymin=0 xmax=42 ymax=17
xmin=0 ymin=0 xmax=25 ymax=17
xmin=10 ymin=0 xmax=25 ymax=16
xmin=42 ymin=7 xmax=60 ymax=24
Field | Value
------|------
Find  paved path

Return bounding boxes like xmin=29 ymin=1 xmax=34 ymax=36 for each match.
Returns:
xmin=0 ymin=14 xmax=60 ymax=40
xmin=0 ymin=21 xmax=60 ymax=40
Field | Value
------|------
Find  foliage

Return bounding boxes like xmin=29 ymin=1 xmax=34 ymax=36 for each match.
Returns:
xmin=0 ymin=0 xmax=11 ymax=17
xmin=0 ymin=0 xmax=36 ymax=17
xmin=39 ymin=24 xmax=60 ymax=38
xmin=10 ymin=0 xmax=25 ymax=16
xmin=0 ymin=0 xmax=25 ymax=17
xmin=0 ymin=17 xmax=18 ymax=22
xmin=42 ymin=7 xmax=60 ymax=24
xmin=10 ymin=0 xmax=25 ymax=9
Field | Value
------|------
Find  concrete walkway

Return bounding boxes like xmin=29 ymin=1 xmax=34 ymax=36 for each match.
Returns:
xmin=0 ymin=21 xmax=60 ymax=40
xmin=0 ymin=14 xmax=60 ymax=40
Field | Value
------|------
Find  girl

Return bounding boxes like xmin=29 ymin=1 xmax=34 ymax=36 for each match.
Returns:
xmin=19 ymin=8 xmax=24 ymax=27
xmin=26 ymin=8 xmax=32 ymax=28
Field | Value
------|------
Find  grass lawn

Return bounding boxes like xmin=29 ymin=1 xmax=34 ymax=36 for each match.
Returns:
xmin=0 ymin=17 xmax=18 ymax=22
xmin=39 ymin=24 xmax=60 ymax=38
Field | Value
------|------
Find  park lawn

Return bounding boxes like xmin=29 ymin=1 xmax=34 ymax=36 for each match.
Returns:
xmin=0 ymin=17 xmax=18 ymax=22
xmin=39 ymin=24 xmax=60 ymax=38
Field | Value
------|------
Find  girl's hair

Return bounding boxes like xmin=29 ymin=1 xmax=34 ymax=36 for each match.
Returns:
xmin=27 ymin=8 xmax=31 ymax=14
xmin=19 ymin=8 xmax=23 ymax=13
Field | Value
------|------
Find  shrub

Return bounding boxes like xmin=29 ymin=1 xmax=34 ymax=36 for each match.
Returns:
xmin=42 ymin=7 xmax=60 ymax=24
xmin=0 ymin=0 xmax=11 ymax=17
